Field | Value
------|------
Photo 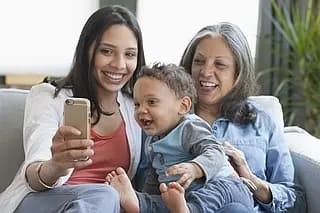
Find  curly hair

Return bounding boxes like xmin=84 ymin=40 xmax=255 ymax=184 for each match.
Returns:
xmin=136 ymin=63 xmax=197 ymax=104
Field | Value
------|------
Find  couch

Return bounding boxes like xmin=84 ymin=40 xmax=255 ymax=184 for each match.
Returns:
xmin=1 ymin=88 xmax=320 ymax=212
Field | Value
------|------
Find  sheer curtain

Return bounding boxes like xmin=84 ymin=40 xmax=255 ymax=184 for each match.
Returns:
xmin=0 ymin=0 xmax=98 ymax=77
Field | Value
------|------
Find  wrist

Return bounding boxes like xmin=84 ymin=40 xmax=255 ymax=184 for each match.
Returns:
xmin=191 ymin=162 xmax=204 ymax=179
xmin=250 ymin=175 xmax=272 ymax=203
xmin=36 ymin=162 xmax=59 ymax=189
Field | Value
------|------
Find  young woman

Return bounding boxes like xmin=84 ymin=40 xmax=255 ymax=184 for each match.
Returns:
xmin=0 ymin=5 xmax=145 ymax=213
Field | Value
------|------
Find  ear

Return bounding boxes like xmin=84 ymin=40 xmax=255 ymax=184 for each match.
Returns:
xmin=178 ymin=96 xmax=192 ymax=115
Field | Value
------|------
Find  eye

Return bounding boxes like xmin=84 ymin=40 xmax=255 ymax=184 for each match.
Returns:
xmin=126 ymin=51 xmax=137 ymax=59
xmin=192 ymin=57 xmax=205 ymax=65
xmin=215 ymin=61 xmax=227 ymax=70
xmin=147 ymin=99 xmax=158 ymax=106
xmin=99 ymin=48 xmax=113 ymax=55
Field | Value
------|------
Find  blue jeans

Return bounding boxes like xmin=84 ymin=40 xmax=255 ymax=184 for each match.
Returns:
xmin=137 ymin=177 xmax=254 ymax=213
xmin=216 ymin=203 xmax=254 ymax=213
xmin=15 ymin=184 xmax=120 ymax=213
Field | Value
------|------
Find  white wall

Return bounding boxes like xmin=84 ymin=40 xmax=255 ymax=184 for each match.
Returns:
xmin=137 ymin=0 xmax=259 ymax=65
xmin=0 ymin=0 xmax=98 ymax=76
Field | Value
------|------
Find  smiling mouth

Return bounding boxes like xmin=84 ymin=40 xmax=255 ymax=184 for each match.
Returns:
xmin=140 ymin=118 xmax=152 ymax=128
xmin=102 ymin=71 xmax=124 ymax=81
xmin=200 ymin=81 xmax=217 ymax=87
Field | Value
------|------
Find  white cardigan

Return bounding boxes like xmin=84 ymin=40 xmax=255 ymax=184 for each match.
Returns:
xmin=0 ymin=83 xmax=141 ymax=212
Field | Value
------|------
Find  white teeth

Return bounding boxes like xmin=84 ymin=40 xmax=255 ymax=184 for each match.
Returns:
xmin=103 ymin=72 xmax=123 ymax=80
xmin=200 ymin=81 xmax=217 ymax=87
xmin=140 ymin=118 xmax=151 ymax=126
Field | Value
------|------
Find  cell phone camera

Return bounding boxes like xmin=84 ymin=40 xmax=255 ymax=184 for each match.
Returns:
xmin=65 ymin=99 xmax=74 ymax=105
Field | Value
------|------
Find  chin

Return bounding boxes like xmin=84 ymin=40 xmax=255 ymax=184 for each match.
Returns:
xmin=102 ymin=85 xmax=124 ymax=93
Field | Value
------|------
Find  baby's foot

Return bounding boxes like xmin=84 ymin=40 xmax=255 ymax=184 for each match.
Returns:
xmin=159 ymin=182 xmax=190 ymax=213
xmin=108 ymin=167 xmax=139 ymax=213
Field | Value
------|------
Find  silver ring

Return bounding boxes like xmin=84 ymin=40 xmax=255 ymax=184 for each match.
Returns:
xmin=74 ymin=156 xmax=89 ymax=162
xmin=81 ymin=156 xmax=90 ymax=161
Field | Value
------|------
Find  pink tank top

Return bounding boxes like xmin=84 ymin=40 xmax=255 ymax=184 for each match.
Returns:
xmin=66 ymin=121 xmax=130 ymax=185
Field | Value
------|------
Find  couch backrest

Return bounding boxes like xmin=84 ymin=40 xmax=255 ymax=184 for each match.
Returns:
xmin=0 ymin=88 xmax=28 ymax=192
xmin=248 ymin=95 xmax=284 ymax=130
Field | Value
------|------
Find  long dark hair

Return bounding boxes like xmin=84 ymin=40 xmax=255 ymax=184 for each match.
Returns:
xmin=53 ymin=5 xmax=145 ymax=125
xmin=180 ymin=22 xmax=258 ymax=124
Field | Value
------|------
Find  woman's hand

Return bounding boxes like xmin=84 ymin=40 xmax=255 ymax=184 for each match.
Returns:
xmin=49 ymin=125 xmax=94 ymax=176
xmin=223 ymin=141 xmax=253 ymax=179
xmin=223 ymin=142 xmax=272 ymax=203
xmin=166 ymin=162 xmax=203 ymax=189
xmin=26 ymin=126 xmax=94 ymax=191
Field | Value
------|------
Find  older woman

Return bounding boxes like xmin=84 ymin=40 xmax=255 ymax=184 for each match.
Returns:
xmin=180 ymin=22 xmax=305 ymax=212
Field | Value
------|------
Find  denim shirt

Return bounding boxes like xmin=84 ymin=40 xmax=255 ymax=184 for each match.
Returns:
xmin=213 ymin=102 xmax=296 ymax=212
xmin=145 ymin=114 xmax=233 ymax=187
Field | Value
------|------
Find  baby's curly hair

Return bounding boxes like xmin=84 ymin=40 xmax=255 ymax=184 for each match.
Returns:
xmin=137 ymin=63 xmax=197 ymax=103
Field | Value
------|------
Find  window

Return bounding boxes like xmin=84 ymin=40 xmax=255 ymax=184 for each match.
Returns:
xmin=137 ymin=0 xmax=259 ymax=64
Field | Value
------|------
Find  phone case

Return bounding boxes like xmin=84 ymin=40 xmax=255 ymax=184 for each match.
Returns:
xmin=63 ymin=98 xmax=91 ymax=140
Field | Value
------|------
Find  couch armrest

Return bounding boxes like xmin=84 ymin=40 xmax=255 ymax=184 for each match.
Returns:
xmin=0 ymin=89 xmax=28 ymax=192
xmin=284 ymin=126 xmax=320 ymax=213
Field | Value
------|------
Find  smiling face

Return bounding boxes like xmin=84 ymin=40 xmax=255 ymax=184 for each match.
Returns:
xmin=92 ymin=24 xmax=138 ymax=95
xmin=191 ymin=35 xmax=236 ymax=108
xmin=133 ymin=77 xmax=189 ymax=137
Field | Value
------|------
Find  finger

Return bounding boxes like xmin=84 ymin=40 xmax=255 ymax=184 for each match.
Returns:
xmin=54 ymin=147 xmax=94 ymax=162
xmin=176 ymin=173 xmax=190 ymax=185
xmin=72 ymin=158 xmax=93 ymax=169
xmin=56 ymin=158 xmax=93 ymax=170
xmin=51 ymin=139 xmax=94 ymax=159
xmin=63 ymin=139 xmax=94 ymax=150
xmin=181 ymin=179 xmax=192 ymax=190
xmin=224 ymin=148 xmax=237 ymax=158
xmin=223 ymin=142 xmax=236 ymax=152
xmin=53 ymin=126 xmax=81 ymax=142
xmin=166 ymin=164 xmax=185 ymax=176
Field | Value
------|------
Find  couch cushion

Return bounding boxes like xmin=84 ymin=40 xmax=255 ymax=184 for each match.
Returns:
xmin=0 ymin=88 xmax=28 ymax=192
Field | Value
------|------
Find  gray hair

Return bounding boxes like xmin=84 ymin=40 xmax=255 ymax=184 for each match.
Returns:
xmin=180 ymin=22 xmax=258 ymax=124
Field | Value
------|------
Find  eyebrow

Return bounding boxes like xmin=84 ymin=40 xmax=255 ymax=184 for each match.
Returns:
xmin=100 ymin=42 xmax=137 ymax=51
xmin=195 ymin=52 xmax=233 ymax=61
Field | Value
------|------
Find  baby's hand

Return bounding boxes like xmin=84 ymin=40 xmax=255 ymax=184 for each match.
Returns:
xmin=166 ymin=162 xmax=203 ymax=189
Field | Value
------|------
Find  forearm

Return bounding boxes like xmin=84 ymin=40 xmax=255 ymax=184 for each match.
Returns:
xmin=26 ymin=160 xmax=64 ymax=191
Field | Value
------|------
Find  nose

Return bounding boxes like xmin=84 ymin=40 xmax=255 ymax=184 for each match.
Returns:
xmin=110 ymin=54 xmax=125 ymax=70
xmin=136 ymin=103 xmax=148 ymax=114
xmin=200 ymin=61 xmax=215 ymax=76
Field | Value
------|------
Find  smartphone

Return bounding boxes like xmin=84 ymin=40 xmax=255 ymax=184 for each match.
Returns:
xmin=63 ymin=98 xmax=91 ymax=140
